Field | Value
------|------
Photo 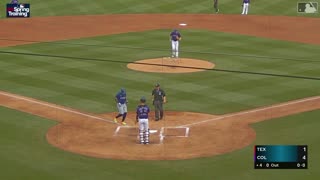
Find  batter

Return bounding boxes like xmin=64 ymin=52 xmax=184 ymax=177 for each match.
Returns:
xmin=114 ymin=88 xmax=128 ymax=125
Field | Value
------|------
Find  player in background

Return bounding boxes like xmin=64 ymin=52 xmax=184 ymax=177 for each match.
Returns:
xmin=11 ymin=0 xmax=19 ymax=4
xmin=214 ymin=0 xmax=219 ymax=13
xmin=169 ymin=29 xmax=182 ymax=58
xmin=114 ymin=88 xmax=128 ymax=125
xmin=136 ymin=96 xmax=150 ymax=144
xmin=241 ymin=0 xmax=250 ymax=15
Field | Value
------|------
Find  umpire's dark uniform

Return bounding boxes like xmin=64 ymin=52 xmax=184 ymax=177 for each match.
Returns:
xmin=152 ymin=83 xmax=166 ymax=121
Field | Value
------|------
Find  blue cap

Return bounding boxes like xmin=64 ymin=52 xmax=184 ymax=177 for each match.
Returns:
xmin=140 ymin=96 xmax=146 ymax=103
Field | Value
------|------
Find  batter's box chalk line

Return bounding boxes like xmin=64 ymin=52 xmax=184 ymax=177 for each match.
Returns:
xmin=113 ymin=126 xmax=138 ymax=136
xmin=114 ymin=126 xmax=190 ymax=144
xmin=159 ymin=127 xmax=190 ymax=144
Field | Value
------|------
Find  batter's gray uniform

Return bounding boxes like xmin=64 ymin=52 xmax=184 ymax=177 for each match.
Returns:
xmin=114 ymin=88 xmax=128 ymax=125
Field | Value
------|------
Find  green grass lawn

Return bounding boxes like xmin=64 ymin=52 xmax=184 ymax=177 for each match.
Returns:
xmin=0 ymin=30 xmax=319 ymax=114
xmin=1 ymin=0 xmax=319 ymax=17
xmin=0 ymin=1 xmax=319 ymax=180
xmin=1 ymin=107 xmax=319 ymax=180
xmin=0 ymin=1 xmax=320 ymax=179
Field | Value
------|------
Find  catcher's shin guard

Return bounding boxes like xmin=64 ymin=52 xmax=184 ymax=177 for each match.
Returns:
xmin=144 ymin=129 xmax=150 ymax=144
xmin=139 ymin=130 xmax=144 ymax=144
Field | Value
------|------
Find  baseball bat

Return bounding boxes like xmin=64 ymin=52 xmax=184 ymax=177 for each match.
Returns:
xmin=309 ymin=2 xmax=316 ymax=9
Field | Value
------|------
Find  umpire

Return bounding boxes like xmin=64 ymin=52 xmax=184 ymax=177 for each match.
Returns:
xmin=152 ymin=83 xmax=166 ymax=121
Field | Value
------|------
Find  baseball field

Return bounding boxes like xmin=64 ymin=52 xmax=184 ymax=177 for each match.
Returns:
xmin=0 ymin=0 xmax=320 ymax=179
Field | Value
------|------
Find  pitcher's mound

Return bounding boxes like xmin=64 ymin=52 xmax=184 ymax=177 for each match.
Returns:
xmin=127 ymin=58 xmax=215 ymax=73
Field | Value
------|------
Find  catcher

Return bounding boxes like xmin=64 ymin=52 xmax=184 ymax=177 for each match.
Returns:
xmin=169 ymin=29 xmax=182 ymax=58
xmin=136 ymin=96 xmax=150 ymax=144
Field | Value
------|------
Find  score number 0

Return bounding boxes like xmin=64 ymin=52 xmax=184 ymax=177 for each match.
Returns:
xmin=297 ymin=163 xmax=306 ymax=168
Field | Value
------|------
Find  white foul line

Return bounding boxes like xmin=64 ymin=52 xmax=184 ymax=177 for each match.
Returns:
xmin=179 ymin=96 xmax=320 ymax=127
xmin=0 ymin=91 xmax=114 ymax=124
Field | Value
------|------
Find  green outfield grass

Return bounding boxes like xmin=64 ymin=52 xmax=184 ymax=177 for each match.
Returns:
xmin=0 ymin=2 xmax=320 ymax=179
xmin=1 ymin=0 xmax=319 ymax=17
xmin=0 ymin=30 xmax=319 ymax=114
xmin=1 ymin=107 xmax=319 ymax=180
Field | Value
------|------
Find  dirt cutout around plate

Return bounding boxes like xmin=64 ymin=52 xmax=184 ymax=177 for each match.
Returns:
xmin=127 ymin=58 xmax=215 ymax=73
xmin=0 ymin=91 xmax=319 ymax=160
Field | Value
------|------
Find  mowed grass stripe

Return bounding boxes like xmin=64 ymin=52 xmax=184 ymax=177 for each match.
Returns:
xmin=1 ymin=29 xmax=319 ymax=114
xmin=1 ymin=0 xmax=320 ymax=17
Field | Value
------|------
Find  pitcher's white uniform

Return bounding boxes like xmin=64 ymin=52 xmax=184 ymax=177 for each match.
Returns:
xmin=170 ymin=29 xmax=182 ymax=58
xmin=136 ymin=97 xmax=150 ymax=144
xmin=241 ymin=0 xmax=250 ymax=15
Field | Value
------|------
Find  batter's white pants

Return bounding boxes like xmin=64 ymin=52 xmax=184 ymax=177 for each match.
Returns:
xmin=242 ymin=3 xmax=249 ymax=15
xmin=138 ymin=118 xmax=149 ymax=144
xmin=171 ymin=40 xmax=179 ymax=57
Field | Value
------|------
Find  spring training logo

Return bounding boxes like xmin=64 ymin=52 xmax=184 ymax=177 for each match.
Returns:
xmin=7 ymin=4 xmax=31 ymax=18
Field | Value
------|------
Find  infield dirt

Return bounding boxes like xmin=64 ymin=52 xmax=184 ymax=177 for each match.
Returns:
xmin=127 ymin=58 xmax=215 ymax=73
xmin=0 ymin=91 xmax=319 ymax=160
xmin=0 ymin=14 xmax=320 ymax=160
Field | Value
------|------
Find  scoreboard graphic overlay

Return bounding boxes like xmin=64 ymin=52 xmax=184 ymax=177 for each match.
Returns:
xmin=6 ymin=3 xmax=31 ymax=18
xmin=254 ymin=145 xmax=308 ymax=169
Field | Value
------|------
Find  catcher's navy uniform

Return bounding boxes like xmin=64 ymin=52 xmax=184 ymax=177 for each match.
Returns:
xmin=136 ymin=97 xmax=150 ymax=144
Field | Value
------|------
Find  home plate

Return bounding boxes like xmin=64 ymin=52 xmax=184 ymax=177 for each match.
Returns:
xmin=179 ymin=23 xmax=187 ymax=26
xmin=150 ymin=130 xmax=158 ymax=134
